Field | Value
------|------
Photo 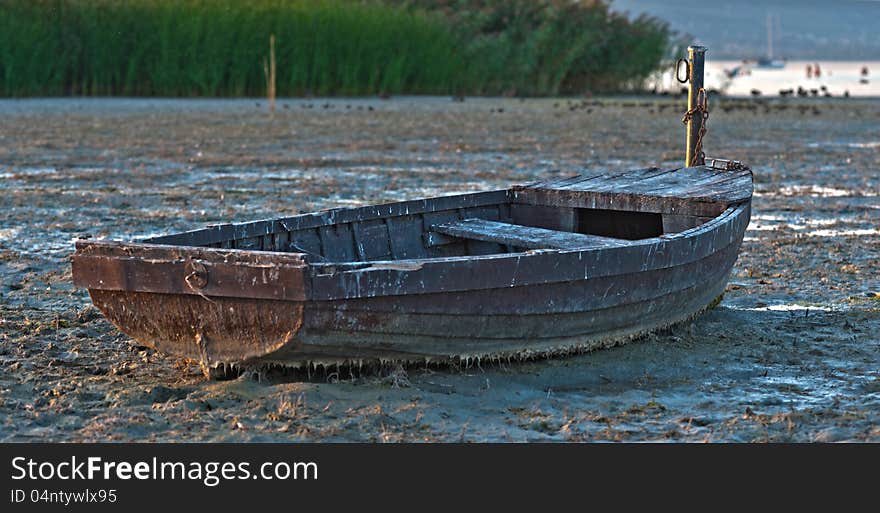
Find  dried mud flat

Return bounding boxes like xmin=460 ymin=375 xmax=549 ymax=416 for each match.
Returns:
xmin=0 ymin=96 xmax=878 ymax=442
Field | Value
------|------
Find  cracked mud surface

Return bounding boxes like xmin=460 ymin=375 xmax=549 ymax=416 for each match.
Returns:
xmin=1 ymin=96 xmax=878 ymax=442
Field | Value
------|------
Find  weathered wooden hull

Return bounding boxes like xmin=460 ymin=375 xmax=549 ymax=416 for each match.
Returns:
xmin=73 ymin=165 xmax=753 ymax=374
xmin=285 ymin=268 xmax=734 ymax=363
xmin=87 ymin=243 xmax=738 ymax=364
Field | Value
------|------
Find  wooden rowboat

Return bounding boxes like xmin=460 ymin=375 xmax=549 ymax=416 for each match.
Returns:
xmin=71 ymin=47 xmax=749 ymax=377
xmin=72 ymin=162 xmax=752 ymax=375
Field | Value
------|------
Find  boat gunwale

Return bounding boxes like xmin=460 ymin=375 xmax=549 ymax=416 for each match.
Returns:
xmin=142 ymin=188 xmax=511 ymax=248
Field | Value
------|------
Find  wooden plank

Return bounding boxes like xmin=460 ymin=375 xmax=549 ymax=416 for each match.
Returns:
xmin=287 ymin=271 xmax=731 ymax=360
xmin=421 ymin=210 xmax=467 ymax=257
xmin=611 ymin=166 xmax=751 ymax=201
xmin=423 ymin=231 xmax=458 ymax=247
xmin=385 ymin=215 xmax=425 ymax=260
xmin=610 ymin=168 xmax=728 ymax=196
xmin=528 ymin=168 xmax=665 ymax=193
xmin=497 ymin=203 xmax=512 ymax=222
xmin=516 ymin=166 xmax=752 ymax=216
xmin=696 ymin=173 xmax=754 ymax=202
xmin=511 ymin=187 xmax=728 ymax=217
xmin=544 ymin=174 xmax=608 ymax=191
xmin=303 ymin=263 xmax=734 ymax=338
xmin=458 ymin=204 xmax=507 ymax=254
xmin=270 ymin=231 xmax=290 ymax=252
xmin=233 ymin=236 xmax=262 ymax=250
xmin=73 ymin=240 xmax=307 ymax=265
xmin=557 ymin=167 xmax=671 ymax=192
xmin=676 ymin=169 xmax=752 ymax=196
xmin=319 ymin=224 xmax=357 ymax=262
xmin=461 ymin=204 xmax=502 ymax=221
xmin=431 ymin=218 xmax=629 ymax=250
xmin=509 ymin=204 xmax=577 ymax=231
xmin=72 ymin=241 xmax=308 ymax=300
xmin=145 ymin=190 xmax=508 ymax=247
xmin=354 ymin=219 xmax=393 ymax=261
xmin=351 ymin=222 xmax=367 ymax=260
xmin=530 ymin=172 xmax=607 ymax=189
xmin=289 ymin=228 xmax=322 ymax=257
xmin=309 ymin=240 xmax=740 ymax=316
xmin=661 ymin=214 xmax=711 ymax=233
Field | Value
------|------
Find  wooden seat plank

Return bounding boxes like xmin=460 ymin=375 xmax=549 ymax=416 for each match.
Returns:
xmin=430 ymin=218 xmax=629 ymax=250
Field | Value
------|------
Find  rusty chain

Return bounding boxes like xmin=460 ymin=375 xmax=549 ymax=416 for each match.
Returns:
xmin=682 ymin=87 xmax=709 ymax=164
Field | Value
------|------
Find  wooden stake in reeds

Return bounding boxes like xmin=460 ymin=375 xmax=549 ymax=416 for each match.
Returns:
xmin=263 ymin=34 xmax=276 ymax=113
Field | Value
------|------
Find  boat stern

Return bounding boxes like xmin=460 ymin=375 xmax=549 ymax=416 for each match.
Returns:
xmin=71 ymin=240 xmax=310 ymax=373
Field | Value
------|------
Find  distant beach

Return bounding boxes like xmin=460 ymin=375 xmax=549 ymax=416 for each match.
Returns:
xmin=653 ymin=60 xmax=879 ymax=98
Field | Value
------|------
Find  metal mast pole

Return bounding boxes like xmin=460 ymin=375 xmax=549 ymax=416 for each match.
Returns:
xmin=685 ymin=45 xmax=707 ymax=167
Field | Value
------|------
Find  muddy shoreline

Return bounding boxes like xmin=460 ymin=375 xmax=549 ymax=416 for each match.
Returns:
xmin=1 ymin=97 xmax=878 ymax=441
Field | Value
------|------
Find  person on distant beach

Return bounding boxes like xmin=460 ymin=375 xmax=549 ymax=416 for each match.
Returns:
xmin=814 ymin=63 xmax=821 ymax=79
xmin=806 ymin=64 xmax=813 ymax=79
xmin=862 ymin=66 xmax=870 ymax=77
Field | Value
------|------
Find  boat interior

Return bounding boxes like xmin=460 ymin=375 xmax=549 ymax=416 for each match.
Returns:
xmin=144 ymin=166 xmax=751 ymax=264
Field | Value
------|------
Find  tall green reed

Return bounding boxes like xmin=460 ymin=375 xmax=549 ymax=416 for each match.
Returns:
xmin=0 ymin=0 xmax=675 ymax=97
xmin=0 ymin=0 xmax=466 ymax=96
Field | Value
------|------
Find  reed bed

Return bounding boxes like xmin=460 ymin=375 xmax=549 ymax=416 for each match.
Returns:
xmin=0 ymin=0 xmax=676 ymax=97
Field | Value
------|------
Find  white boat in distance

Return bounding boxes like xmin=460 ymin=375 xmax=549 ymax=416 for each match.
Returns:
xmin=725 ymin=14 xmax=786 ymax=78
